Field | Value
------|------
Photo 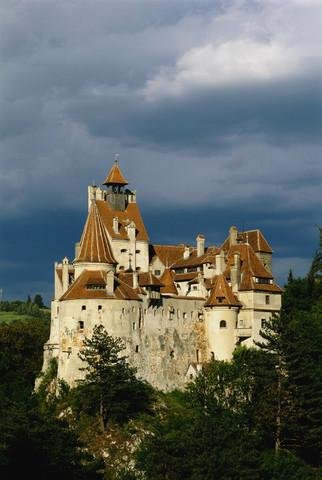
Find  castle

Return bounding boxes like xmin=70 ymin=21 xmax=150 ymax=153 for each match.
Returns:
xmin=42 ymin=160 xmax=282 ymax=391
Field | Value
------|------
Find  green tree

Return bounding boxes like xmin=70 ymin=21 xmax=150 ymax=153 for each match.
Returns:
xmin=33 ymin=294 xmax=45 ymax=308
xmin=74 ymin=325 xmax=152 ymax=429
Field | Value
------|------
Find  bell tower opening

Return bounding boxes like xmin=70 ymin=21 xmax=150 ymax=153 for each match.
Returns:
xmin=102 ymin=155 xmax=133 ymax=211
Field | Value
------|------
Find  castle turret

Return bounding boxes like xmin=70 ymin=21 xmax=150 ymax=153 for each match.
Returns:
xmin=204 ymin=274 xmax=241 ymax=360
xmin=103 ymin=159 xmax=129 ymax=211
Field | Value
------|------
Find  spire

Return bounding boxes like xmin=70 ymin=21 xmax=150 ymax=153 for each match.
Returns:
xmin=76 ymin=202 xmax=116 ymax=264
xmin=205 ymin=274 xmax=241 ymax=307
xmin=160 ymin=268 xmax=178 ymax=295
xmin=102 ymin=156 xmax=128 ymax=187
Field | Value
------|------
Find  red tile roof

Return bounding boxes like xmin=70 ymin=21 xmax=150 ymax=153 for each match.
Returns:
xmin=103 ymin=162 xmax=128 ymax=186
xmin=75 ymin=202 xmax=116 ymax=264
xmin=138 ymin=272 xmax=164 ymax=287
xmin=172 ymin=246 xmax=219 ymax=269
xmin=205 ymin=274 xmax=241 ymax=308
xmin=60 ymin=269 xmax=141 ymax=301
xmin=221 ymin=229 xmax=272 ymax=254
xmin=174 ymin=272 xmax=199 ymax=282
xmin=160 ymin=269 xmax=178 ymax=295
xmin=96 ymin=200 xmax=149 ymax=241
xmin=225 ymin=244 xmax=273 ymax=279
xmin=151 ymin=244 xmax=186 ymax=267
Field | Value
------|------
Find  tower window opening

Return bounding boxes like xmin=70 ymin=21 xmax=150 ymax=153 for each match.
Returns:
xmin=261 ymin=318 xmax=267 ymax=328
xmin=78 ymin=320 xmax=84 ymax=330
xmin=170 ymin=350 xmax=175 ymax=359
xmin=98 ymin=305 xmax=102 ymax=311
xmin=220 ymin=320 xmax=227 ymax=328
xmin=81 ymin=305 xmax=86 ymax=311
xmin=196 ymin=349 xmax=200 ymax=362
xmin=211 ymin=351 xmax=215 ymax=361
xmin=135 ymin=345 xmax=139 ymax=353
xmin=265 ymin=295 xmax=270 ymax=305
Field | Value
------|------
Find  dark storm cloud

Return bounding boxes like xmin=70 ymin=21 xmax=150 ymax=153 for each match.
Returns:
xmin=0 ymin=0 xmax=321 ymax=301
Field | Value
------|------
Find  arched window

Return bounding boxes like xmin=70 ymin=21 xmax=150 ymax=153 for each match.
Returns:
xmin=220 ymin=320 xmax=227 ymax=328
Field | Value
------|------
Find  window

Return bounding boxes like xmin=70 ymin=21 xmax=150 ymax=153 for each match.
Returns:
xmin=135 ymin=249 xmax=141 ymax=254
xmin=121 ymin=248 xmax=127 ymax=253
xmin=154 ymin=269 xmax=161 ymax=276
xmin=135 ymin=345 xmax=139 ymax=353
xmin=122 ymin=308 xmax=125 ymax=315
xmin=119 ymin=266 xmax=125 ymax=270
xmin=265 ymin=295 xmax=270 ymax=305
xmin=170 ymin=350 xmax=175 ymax=359
xmin=261 ymin=318 xmax=267 ymax=329
xmin=98 ymin=305 xmax=102 ymax=311
xmin=196 ymin=349 xmax=200 ymax=362
xmin=56 ymin=306 xmax=59 ymax=314
xmin=78 ymin=320 xmax=84 ymax=330
xmin=183 ymin=312 xmax=187 ymax=319
xmin=239 ymin=319 xmax=244 ymax=327
xmin=86 ymin=283 xmax=105 ymax=290
xmin=220 ymin=320 xmax=227 ymax=328
xmin=192 ymin=285 xmax=198 ymax=291
xmin=133 ymin=322 xmax=136 ymax=330
xmin=211 ymin=352 xmax=215 ymax=361
xmin=136 ymin=267 xmax=141 ymax=271
xmin=81 ymin=305 xmax=86 ymax=311
xmin=217 ymin=297 xmax=224 ymax=303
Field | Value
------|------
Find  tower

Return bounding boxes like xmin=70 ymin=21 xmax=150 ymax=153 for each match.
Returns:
xmin=103 ymin=158 xmax=129 ymax=211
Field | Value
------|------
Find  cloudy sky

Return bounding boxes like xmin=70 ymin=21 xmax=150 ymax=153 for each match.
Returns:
xmin=1 ymin=0 xmax=322 ymax=305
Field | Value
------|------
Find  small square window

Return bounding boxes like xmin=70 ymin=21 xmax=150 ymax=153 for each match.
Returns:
xmin=81 ymin=305 xmax=86 ymax=311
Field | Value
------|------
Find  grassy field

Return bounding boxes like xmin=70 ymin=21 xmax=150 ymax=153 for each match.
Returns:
xmin=0 ymin=312 xmax=36 ymax=324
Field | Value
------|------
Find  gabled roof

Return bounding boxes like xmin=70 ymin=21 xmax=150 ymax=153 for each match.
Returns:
xmin=225 ymin=244 xmax=273 ymax=279
xmin=151 ymin=244 xmax=186 ymax=267
xmin=221 ymin=229 xmax=272 ymax=254
xmin=60 ymin=269 xmax=141 ymax=301
xmin=96 ymin=200 xmax=149 ymax=241
xmin=75 ymin=202 xmax=116 ymax=264
xmin=239 ymin=270 xmax=283 ymax=293
xmin=160 ymin=269 xmax=178 ymax=295
xmin=205 ymin=274 xmax=241 ymax=308
xmin=103 ymin=162 xmax=128 ymax=186
xmin=174 ymin=272 xmax=199 ymax=282
xmin=138 ymin=272 xmax=164 ymax=287
xmin=172 ymin=246 xmax=219 ymax=269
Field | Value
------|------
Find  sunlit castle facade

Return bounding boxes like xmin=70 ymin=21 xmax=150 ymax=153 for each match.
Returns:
xmin=42 ymin=160 xmax=282 ymax=391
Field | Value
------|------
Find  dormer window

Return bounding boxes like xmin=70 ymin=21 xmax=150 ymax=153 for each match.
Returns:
xmin=120 ymin=249 xmax=127 ymax=253
xmin=86 ymin=283 xmax=106 ymax=290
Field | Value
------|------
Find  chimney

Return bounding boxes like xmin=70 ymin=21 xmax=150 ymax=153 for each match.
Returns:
xmin=215 ymin=250 xmax=225 ymax=274
xmin=106 ymin=270 xmax=114 ymax=295
xmin=62 ymin=257 xmax=69 ymax=293
xmin=133 ymin=271 xmax=138 ymax=289
xmin=126 ymin=221 xmax=136 ymax=241
xmin=183 ymin=246 xmax=190 ymax=259
xmin=231 ymin=252 xmax=241 ymax=293
xmin=229 ymin=226 xmax=238 ymax=246
xmin=74 ymin=242 xmax=80 ymax=260
xmin=113 ymin=217 xmax=119 ymax=234
xmin=196 ymin=234 xmax=205 ymax=257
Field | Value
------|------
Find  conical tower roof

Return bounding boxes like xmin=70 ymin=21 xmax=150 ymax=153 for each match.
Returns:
xmin=103 ymin=161 xmax=128 ymax=186
xmin=205 ymin=274 xmax=241 ymax=307
xmin=160 ymin=268 xmax=178 ymax=295
xmin=76 ymin=202 xmax=116 ymax=264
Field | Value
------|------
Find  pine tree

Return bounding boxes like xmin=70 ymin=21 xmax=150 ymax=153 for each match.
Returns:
xmin=76 ymin=325 xmax=152 ymax=428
